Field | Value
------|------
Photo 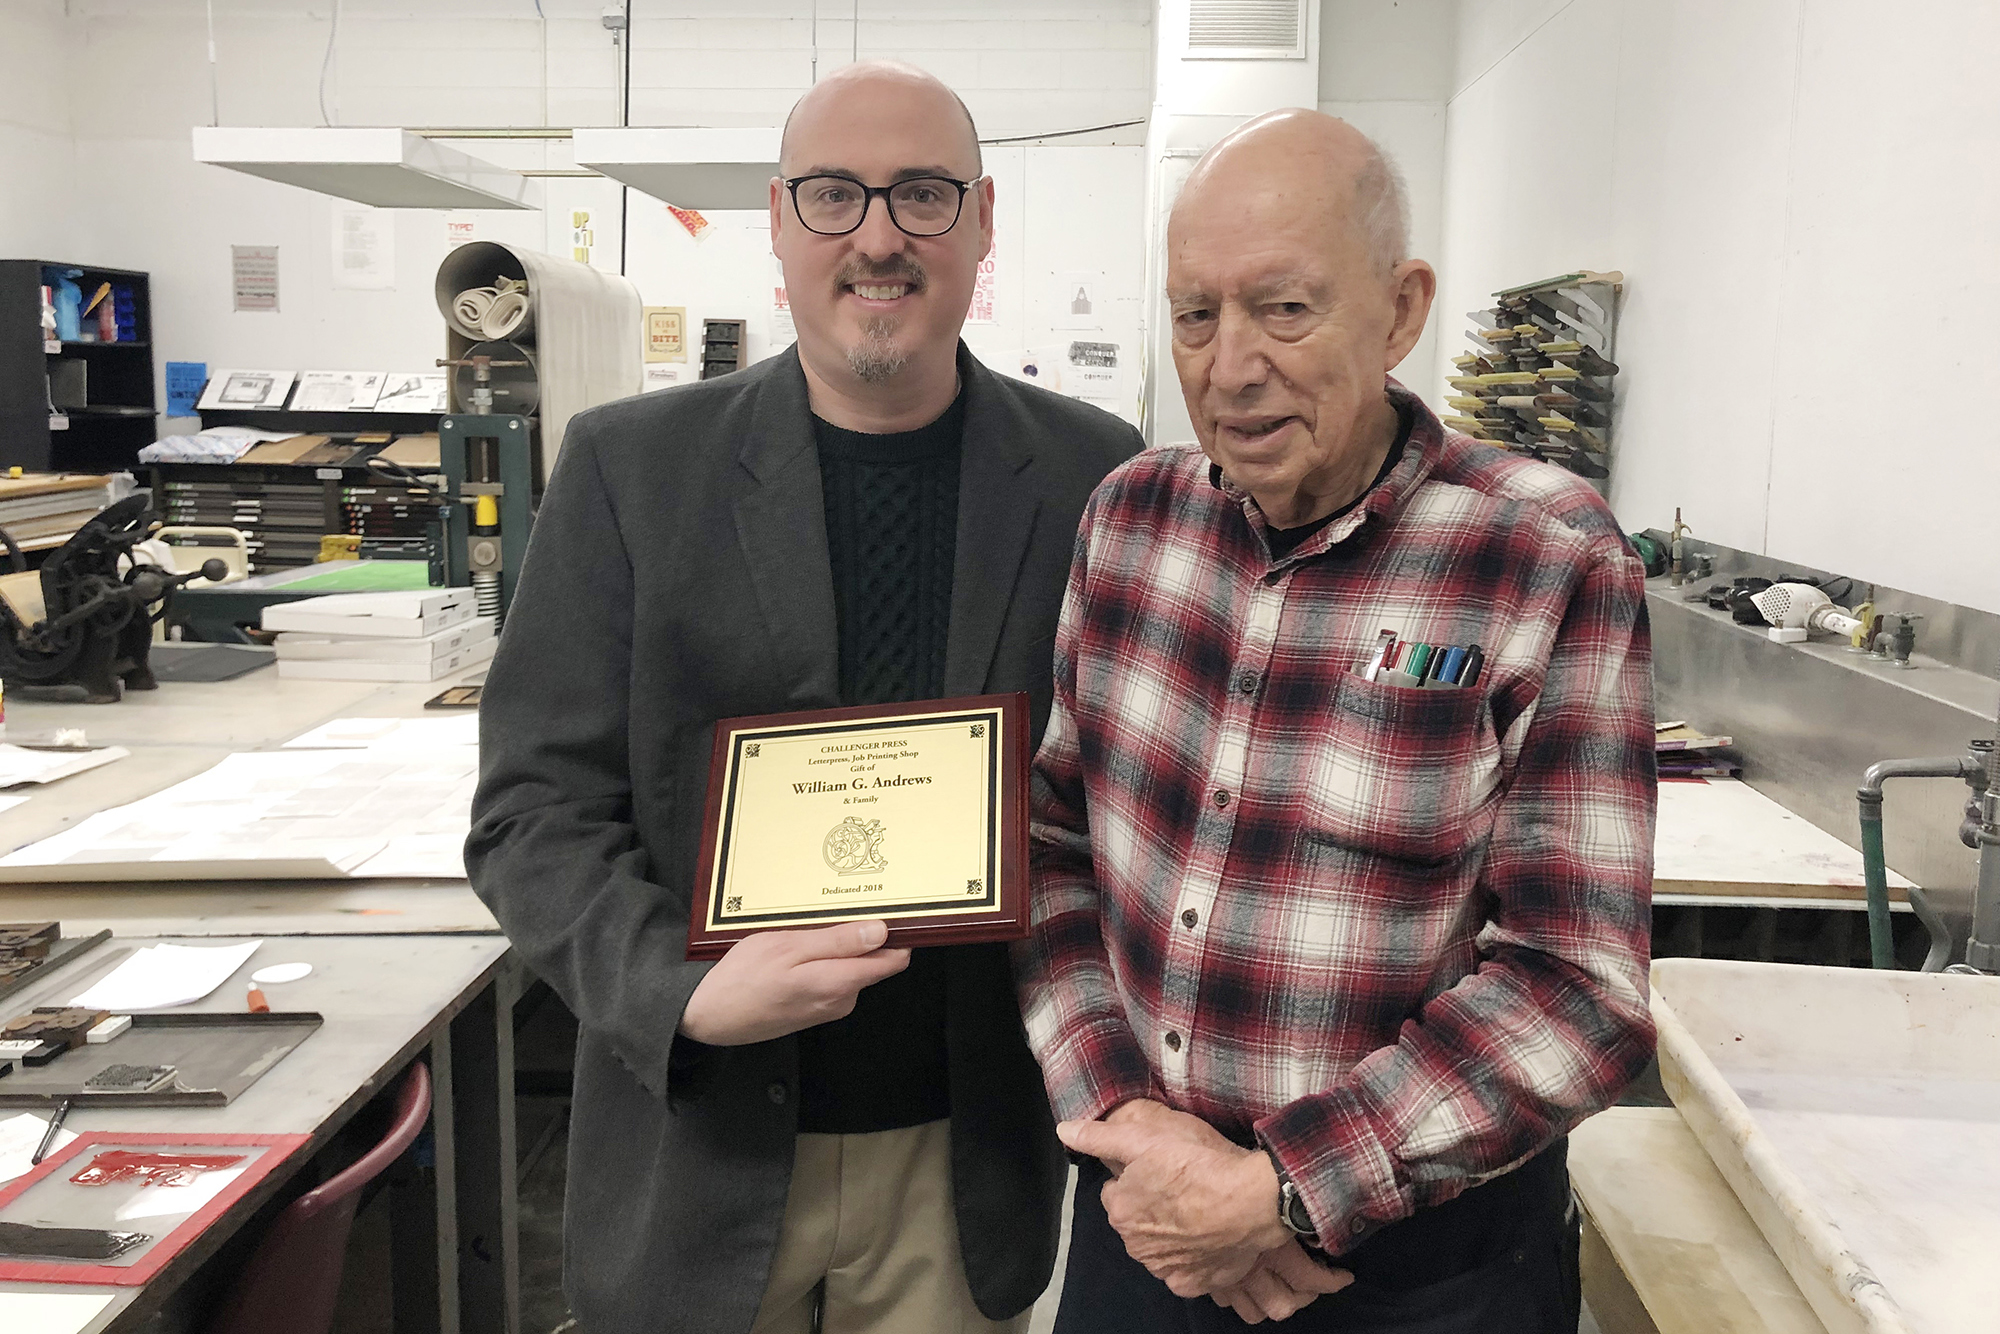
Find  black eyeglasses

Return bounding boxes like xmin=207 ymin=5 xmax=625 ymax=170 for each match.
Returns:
xmin=785 ymin=174 xmax=980 ymax=238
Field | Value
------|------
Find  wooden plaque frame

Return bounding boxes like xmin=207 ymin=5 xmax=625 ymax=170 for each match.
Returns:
xmin=688 ymin=693 xmax=1030 ymax=961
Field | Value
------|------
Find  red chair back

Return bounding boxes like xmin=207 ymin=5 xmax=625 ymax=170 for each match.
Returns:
xmin=204 ymin=1060 xmax=432 ymax=1334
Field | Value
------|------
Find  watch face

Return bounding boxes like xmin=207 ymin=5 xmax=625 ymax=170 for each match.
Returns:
xmin=1284 ymin=1184 xmax=1316 ymax=1236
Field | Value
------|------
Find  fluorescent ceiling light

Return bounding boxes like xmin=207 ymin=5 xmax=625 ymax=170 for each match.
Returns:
xmin=193 ymin=127 xmax=542 ymax=210
xmin=572 ymin=128 xmax=781 ymax=211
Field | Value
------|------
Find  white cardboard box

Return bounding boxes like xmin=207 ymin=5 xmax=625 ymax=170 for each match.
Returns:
xmin=275 ymin=616 xmax=493 ymax=663
xmin=261 ymin=589 xmax=476 ymax=639
xmin=275 ymin=635 xmax=496 ymax=682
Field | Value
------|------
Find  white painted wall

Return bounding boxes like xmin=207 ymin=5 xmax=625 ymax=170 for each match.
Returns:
xmin=1438 ymin=0 xmax=2000 ymax=614
xmin=1141 ymin=0 xmax=1331 ymax=445
xmin=3 ymin=0 xmax=1151 ymax=425
xmin=0 ymin=0 xmax=76 ymax=261
xmin=1318 ymin=0 xmax=1453 ymax=411
xmin=1138 ymin=0 xmax=1454 ymax=446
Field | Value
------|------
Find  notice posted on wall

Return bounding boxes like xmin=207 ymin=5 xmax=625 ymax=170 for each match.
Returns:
xmin=1065 ymin=340 xmax=1125 ymax=399
xmin=772 ymin=252 xmax=797 ymax=346
xmin=231 ymin=245 xmax=279 ymax=312
xmin=965 ymin=236 xmax=997 ymax=324
xmin=333 ymin=205 xmax=395 ymax=290
xmin=165 ymin=362 xmax=208 ymax=418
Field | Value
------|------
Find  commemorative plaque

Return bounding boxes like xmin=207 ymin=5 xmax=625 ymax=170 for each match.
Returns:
xmin=687 ymin=693 xmax=1030 ymax=960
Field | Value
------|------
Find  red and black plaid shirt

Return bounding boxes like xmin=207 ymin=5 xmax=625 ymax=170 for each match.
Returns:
xmin=1015 ymin=384 xmax=1656 ymax=1248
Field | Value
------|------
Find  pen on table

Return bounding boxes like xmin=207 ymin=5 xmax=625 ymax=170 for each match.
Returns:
xmin=1458 ymin=644 xmax=1485 ymax=688
xmin=247 ymin=981 xmax=270 ymax=1014
xmin=31 ymin=1097 xmax=71 ymax=1165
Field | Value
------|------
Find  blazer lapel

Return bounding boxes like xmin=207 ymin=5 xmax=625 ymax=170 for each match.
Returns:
xmin=731 ymin=350 xmax=840 ymax=707
xmin=944 ymin=348 xmax=1041 ymax=697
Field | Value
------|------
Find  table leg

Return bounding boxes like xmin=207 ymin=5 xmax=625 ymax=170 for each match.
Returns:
xmin=390 ymin=1069 xmax=443 ymax=1334
xmin=447 ymin=956 xmax=524 ymax=1334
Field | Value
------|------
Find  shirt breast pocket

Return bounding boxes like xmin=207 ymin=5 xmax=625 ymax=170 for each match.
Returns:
xmin=1299 ymin=672 xmax=1503 ymax=868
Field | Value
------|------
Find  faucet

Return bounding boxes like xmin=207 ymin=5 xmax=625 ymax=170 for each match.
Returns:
xmin=1856 ymin=668 xmax=2000 ymax=972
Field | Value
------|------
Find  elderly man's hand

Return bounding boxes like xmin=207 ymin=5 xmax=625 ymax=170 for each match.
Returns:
xmin=1093 ymin=1097 xmax=1229 ymax=1175
xmin=1058 ymin=1113 xmax=1297 ymax=1298
xmin=1208 ymin=1242 xmax=1355 ymax=1323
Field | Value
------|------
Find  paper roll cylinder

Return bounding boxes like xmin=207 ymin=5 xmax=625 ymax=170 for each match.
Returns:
xmin=451 ymin=287 xmax=497 ymax=339
xmin=481 ymin=289 xmax=533 ymax=340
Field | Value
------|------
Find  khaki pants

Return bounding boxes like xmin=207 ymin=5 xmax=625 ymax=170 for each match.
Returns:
xmin=749 ymin=1119 xmax=1031 ymax=1334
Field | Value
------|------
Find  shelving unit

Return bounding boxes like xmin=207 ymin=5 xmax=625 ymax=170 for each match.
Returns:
xmin=0 ymin=260 xmax=157 ymax=472
xmin=153 ymin=403 xmax=447 ymax=576
xmin=1441 ymin=270 xmax=1622 ymax=494
xmin=701 ymin=319 xmax=746 ymax=379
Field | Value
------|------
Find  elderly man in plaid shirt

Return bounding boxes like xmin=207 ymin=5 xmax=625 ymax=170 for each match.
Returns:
xmin=1016 ymin=109 xmax=1656 ymax=1333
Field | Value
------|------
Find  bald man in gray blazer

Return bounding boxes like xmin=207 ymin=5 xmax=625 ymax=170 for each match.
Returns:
xmin=467 ymin=62 xmax=1138 ymax=1334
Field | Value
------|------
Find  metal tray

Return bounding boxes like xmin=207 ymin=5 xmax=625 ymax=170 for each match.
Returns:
xmin=0 ymin=1011 xmax=322 ymax=1107
xmin=0 ymin=929 xmax=111 ymax=1008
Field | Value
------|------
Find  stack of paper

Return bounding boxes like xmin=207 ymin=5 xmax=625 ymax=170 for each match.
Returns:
xmin=69 ymin=940 xmax=262 ymax=1010
xmin=0 ymin=1111 xmax=78 ymax=1184
xmin=0 ymin=748 xmax=477 ymax=881
xmin=263 ymin=589 xmax=492 ymax=682
xmin=282 ymin=714 xmax=478 ymax=750
xmin=0 ymin=742 xmax=127 ymax=788
xmin=0 ymin=473 xmax=124 ymax=551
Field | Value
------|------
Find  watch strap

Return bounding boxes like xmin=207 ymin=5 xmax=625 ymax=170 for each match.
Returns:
xmin=1265 ymin=1148 xmax=1320 ymax=1243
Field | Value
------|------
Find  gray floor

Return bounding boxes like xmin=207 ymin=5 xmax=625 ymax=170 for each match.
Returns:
xmin=505 ymin=987 xmax=1621 ymax=1334
xmin=514 ymin=1120 xmax=1603 ymax=1334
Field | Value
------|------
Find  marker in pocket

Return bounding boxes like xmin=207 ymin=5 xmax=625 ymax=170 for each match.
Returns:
xmin=1359 ymin=629 xmax=1398 ymax=682
xmin=1376 ymin=640 xmax=1485 ymax=689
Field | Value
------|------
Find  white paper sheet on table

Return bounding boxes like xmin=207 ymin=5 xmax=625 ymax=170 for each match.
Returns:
xmin=0 ymin=747 xmax=477 ymax=880
xmin=0 ymin=1110 xmax=79 ymax=1184
xmin=282 ymin=715 xmax=479 ymax=751
xmin=69 ymin=940 xmax=262 ymax=1010
xmin=0 ymin=1293 xmax=114 ymax=1334
xmin=0 ymin=744 xmax=128 ymax=788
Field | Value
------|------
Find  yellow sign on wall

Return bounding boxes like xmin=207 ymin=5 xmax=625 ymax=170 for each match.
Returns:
xmin=644 ymin=306 xmax=687 ymax=363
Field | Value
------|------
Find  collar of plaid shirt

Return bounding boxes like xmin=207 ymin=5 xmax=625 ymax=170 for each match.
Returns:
xmin=1017 ymin=379 xmax=1657 ymax=1251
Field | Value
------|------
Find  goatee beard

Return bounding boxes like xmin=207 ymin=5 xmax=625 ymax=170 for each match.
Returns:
xmin=847 ymin=319 xmax=908 ymax=384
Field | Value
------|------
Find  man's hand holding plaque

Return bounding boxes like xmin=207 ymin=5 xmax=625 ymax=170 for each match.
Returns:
xmin=687 ymin=694 xmax=1030 ymax=960
xmin=679 ymin=919 xmax=911 ymax=1046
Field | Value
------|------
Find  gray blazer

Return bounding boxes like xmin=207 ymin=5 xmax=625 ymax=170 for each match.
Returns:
xmin=466 ymin=344 xmax=1140 ymax=1334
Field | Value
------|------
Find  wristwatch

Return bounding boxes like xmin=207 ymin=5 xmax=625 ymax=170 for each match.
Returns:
xmin=1269 ymin=1153 xmax=1319 ymax=1245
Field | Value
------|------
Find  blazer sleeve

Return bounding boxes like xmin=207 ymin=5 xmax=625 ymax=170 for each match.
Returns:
xmin=465 ymin=410 xmax=706 ymax=1099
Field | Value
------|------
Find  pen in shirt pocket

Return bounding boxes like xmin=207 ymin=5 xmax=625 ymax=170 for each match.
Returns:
xmin=1360 ymin=629 xmax=1397 ymax=681
xmin=1375 ymin=640 xmax=1484 ymax=689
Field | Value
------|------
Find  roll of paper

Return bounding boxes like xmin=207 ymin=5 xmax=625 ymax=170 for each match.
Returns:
xmin=451 ymin=287 xmax=497 ymax=339
xmin=482 ymin=289 xmax=532 ymax=340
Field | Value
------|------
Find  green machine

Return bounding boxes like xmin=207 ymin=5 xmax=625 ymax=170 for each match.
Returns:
xmin=171 ymin=408 xmax=536 ymax=643
xmin=437 ymin=409 xmax=535 ymax=620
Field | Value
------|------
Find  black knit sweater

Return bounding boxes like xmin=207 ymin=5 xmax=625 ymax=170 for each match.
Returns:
xmin=794 ymin=390 xmax=964 ymax=1133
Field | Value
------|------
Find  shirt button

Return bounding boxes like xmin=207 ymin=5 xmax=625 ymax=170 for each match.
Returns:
xmin=1213 ymin=789 xmax=1230 ymax=808
xmin=1180 ymin=908 xmax=1199 ymax=929
xmin=1235 ymin=671 xmax=1258 ymax=695
xmin=1350 ymin=1218 xmax=1368 ymax=1235
xmin=1164 ymin=1031 xmax=1182 ymax=1052
xmin=1262 ymin=571 xmax=1281 ymax=586
xmin=767 ymin=1082 xmax=787 ymax=1106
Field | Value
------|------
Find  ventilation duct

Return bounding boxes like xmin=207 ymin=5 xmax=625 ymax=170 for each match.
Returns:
xmin=1186 ymin=0 xmax=1309 ymax=59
